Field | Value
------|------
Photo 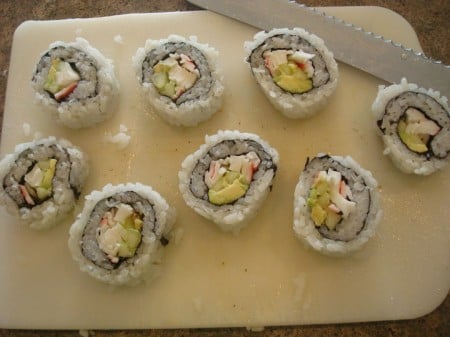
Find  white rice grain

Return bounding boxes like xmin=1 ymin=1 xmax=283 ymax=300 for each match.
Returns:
xmin=22 ymin=123 xmax=31 ymax=136
xmin=104 ymin=124 xmax=131 ymax=150
xmin=113 ymin=34 xmax=123 ymax=44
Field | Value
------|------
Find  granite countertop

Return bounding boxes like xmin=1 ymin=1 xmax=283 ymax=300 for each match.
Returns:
xmin=0 ymin=1 xmax=448 ymax=336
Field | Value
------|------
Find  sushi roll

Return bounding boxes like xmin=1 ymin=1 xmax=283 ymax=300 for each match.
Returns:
xmin=372 ymin=78 xmax=450 ymax=175
xmin=0 ymin=137 xmax=88 ymax=230
xmin=245 ymin=28 xmax=338 ymax=119
xmin=179 ymin=130 xmax=279 ymax=234
xmin=31 ymin=38 xmax=119 ymax=129
xmin=132 ymin=35 xmax=224 ymax=127
xmin=68 ymin=183 xmax=176 ymax=286
xmin=293 ymin=154 xmax=382 ymax=257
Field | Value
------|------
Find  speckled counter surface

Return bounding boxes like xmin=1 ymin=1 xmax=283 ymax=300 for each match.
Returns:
xmin=0 ymin=1 xmax=448 ymax=336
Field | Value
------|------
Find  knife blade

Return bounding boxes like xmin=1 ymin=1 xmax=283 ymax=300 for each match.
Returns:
xmin=187 ymin=0 xmax=450 ymax=99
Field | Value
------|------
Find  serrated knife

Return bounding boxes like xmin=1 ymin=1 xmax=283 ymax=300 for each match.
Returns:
xmin=187 ymin=0 xmax=450 ymax=98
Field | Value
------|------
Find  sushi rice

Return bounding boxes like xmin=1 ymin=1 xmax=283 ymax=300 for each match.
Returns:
xmin=293 ymin=154 xmax=382 ymax=257
xmin=179 ymin=130 xmax=279 ymax=234
xmin=132 ymin=34 xmax=224 ymax=127
xmin=0 ymin=136 xmax=88 ymax=230
xmin=31 ymin=37 xmax=119 ymax=129
xmin=372 ymin=78 xmax=450 ymax=175
xmin=245 ymin=28 xmax=339 ymax=119
xmin=68 ymin=183 xmax=176 ymax=286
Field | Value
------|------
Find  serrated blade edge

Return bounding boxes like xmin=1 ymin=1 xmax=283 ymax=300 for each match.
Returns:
xmin=188 ymin=0 xmax=450 ymax=98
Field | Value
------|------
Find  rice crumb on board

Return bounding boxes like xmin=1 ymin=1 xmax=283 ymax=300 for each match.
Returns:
xmin=104 ymin=124 xmax=131 ymax=150
xmin=113 ymin=34 xmax=123 ymax=44
xmin=22 ymin=123 xmax=31 ymax=136
xmin=75 ymin=28 xmax=83 ymax=36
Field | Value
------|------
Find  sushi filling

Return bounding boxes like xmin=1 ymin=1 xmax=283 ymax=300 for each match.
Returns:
xmin=397 ymin=107 xmax=441 ymax=154
xmin=19 ymin=159 xmax=57 ymax=206
xmin=303 ymin=155 xmax=372 ymax=242
xmin=189 ymin=139 xmax=277 ymax=204
xmin=96 ymin=203 xmax=143 ymax=264
xmin=2 ymin=144 xmax=83 ymax=209
xmin=377 ymin=91 xmax=450 ymax=160
xmin=141 ymin=42 xmax=213 ymax=105
xmin=151 ymin=53 xmax=200 ymax=100
xmin=248 ymin=34 xmax=330 ymax=93
xmin=33 ymin=46 xmax=99 ymax=103
xmin=263 ymin=49 xmax=314 ymax=93
xmin=44 ymin=58 xmax=81 ymax=101
xmin=205 ymin=151 xmax=261 ymax=205
xmin=307 ymin=169 xmax=355 ymax=230
xmin=81 ymin=191 xmax=168 ymax=270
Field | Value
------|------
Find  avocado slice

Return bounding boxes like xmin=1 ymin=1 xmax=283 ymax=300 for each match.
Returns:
xmin=325 ymin=209 xmax=341 ymax=230
xmin=310 ymin=204 xmax=327 ymax=226
xmin=152 ymin=63 xmax=178 ymax=98
xmin=273 ymin=62 xmax=313 ymax=94
xmin=36 ymin=187 xmax=51 ymax=200
xmin=307 ymin=177 xmax=343 ymax=229
xmin=307 ymin=179 xmax=330 ymax=208
xmin=151 ymin=71 xmax=169 ymax=89
xmin=208 ymin=171 xmax=249 ymax=205
xmin=121 ymin=215 xmax=135 ymax=229
xmin=125 ymin=228 xmax=141 ymax=249
xmin=117 ymin=228 xmax=142 ymax=258
xmin=40 ymin=159 xmax=57 ymax=190
xmin=43 ymin=59 xmax=79 ymax=95
xmin=398 ymin=119 xmax=428 ymax=153
xmin=117 ymin=242 xmax=133 ymax=258
xmin=44 ymin=59 xmax=61 ymax=94
xmin=121 ymin=214 xmax=143 ymax=231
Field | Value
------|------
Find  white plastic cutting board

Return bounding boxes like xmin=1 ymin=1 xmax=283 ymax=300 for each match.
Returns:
xmin=0 ymin=7 xmax=449 ymax=329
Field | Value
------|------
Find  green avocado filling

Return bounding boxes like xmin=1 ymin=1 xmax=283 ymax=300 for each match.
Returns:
xmin=97 ymin=205 xmax=144 ymax=262
xmin=396 ymin=107 xmax=442 ymax=154
xmin=44 ymin=59 xmax=61 ymax=94
xmin=117 ymin=215 xmax=143 ymax=258
xmin=43 ymin=58 xmax=80 ymax=97
xmin=307 ymin=176 xmax=341 ymax=230
xmin=273 ymin=63 xmax=313 ymax=94
xmin=208 ymin=171 xmax=249 ymax=206
xmin=23 ymin=159 xmax=57 ymax=203
xmin=151 ymin=53 xmax=199 ymax=100
xmin=151 ymin=63 xmax=177 ymax=98
xmin=398 ymin=119 xmax=428 ymax=153
xmin=205 ymin=152 xmax=260 ymax=206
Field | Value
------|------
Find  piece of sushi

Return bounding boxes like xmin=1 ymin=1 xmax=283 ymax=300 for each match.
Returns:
xmin=68 ymin=183 xmax=176 ymax=286
xmin=0 ymin=137 xmax=88 ymax=230
xmin=245 ymin=28 xmax=338 ymax=119
xmin=31 ymin=37 xmax=119 ymax=129
xmin=372 ymin=78 xmax=450 ymax=175
xmin=293 ymin=154 xmax=382 ymax=257
xmin=179 ymin=130 xmax=279 ymax=234
xmin=132 ymin=35 xmax=224 ymax=127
